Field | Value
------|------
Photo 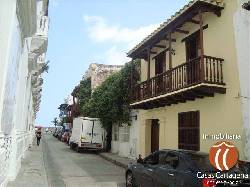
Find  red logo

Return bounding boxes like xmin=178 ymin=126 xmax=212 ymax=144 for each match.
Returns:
xmin=209 ymin=141 xmax=238 ymax=171
xmin=203 ymin=178 xmax=216 ymax=187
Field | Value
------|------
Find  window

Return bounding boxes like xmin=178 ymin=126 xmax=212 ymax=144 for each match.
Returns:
xmin=144 ymin=152 xmax=160 ymax=165
xmin=163 ymin=153 xmax=180 ymax=168
xmin=144 ymin=151 xmax=166 ymax=165
xmin=178 ymin=111 xmax=200 ymax=151
xmin=120 ymin=125 xmax=130 ymax=142
xmin=185 ymin=33 xmax=200 ymax=61
xmin=113 ymin=125 xmax=119 ymax=141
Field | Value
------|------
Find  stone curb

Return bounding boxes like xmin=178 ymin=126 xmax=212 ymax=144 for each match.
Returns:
xmin=98 ymin=153 xmax=127 ymax=169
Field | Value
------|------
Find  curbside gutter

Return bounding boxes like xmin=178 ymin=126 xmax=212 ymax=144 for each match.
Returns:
xmin=98 ymin=152 xmax=133 ymax=169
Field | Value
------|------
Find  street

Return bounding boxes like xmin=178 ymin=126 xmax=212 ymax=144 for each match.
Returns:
xmin=42 ymin=134 xmax=125 ymax=187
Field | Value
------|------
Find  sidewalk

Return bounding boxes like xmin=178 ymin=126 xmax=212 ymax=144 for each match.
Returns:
xmin=99 ymin=152 xmax=135 ymax=169
xmin=7 ymin=140 xmax=48 ymax=187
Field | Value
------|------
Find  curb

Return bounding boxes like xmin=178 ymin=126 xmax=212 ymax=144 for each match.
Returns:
xmin=98 ymin=153 xmax=127 ymax=169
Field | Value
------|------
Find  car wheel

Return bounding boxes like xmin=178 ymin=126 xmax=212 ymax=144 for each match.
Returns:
xmin=126 ymin=172 xmax=135 ymax=187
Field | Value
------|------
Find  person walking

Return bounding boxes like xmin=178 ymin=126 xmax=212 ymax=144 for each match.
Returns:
xmin=36 ymin=130 xmax=42 ymax=146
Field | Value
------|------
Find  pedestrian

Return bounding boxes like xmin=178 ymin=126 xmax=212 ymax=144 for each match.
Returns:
xmin=36 ymin=130 xmax=42 ymax=146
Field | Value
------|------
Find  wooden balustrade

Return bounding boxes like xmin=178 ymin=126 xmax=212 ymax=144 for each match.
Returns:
xmin=131 ymin=55 xmax=224 ymax=103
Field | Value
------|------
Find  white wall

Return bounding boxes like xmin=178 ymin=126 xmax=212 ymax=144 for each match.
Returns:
xmin=0 ymin=0 xmax=49 ymax=186
xmin=234 ymin=0 xmax=250 ymax=161
xmin=0 ymin=0 xmax=18 ymax=134
xmin=111 ymin=110 xmax=140 ymax=159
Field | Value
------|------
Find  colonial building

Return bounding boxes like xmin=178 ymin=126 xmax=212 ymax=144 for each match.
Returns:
xmin=128 ymin=0 xmax=250 ymax=161
xmin=0 ymin=0 xmax=49 ymax=186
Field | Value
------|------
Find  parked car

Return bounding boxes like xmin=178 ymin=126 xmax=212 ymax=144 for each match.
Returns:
xmin=53 ymin=127 xmax=62 ymax=137
xmin=126 ymin=149 xmax=250 ymax=187
xmin=53 ymin=129 xmax=59 ymax=137
xmin=57 ymin=130 xmax=64 ymax=140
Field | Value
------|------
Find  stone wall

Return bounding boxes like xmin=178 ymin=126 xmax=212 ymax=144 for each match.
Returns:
xmin=86 ymin=63 xmax=123 ymax=90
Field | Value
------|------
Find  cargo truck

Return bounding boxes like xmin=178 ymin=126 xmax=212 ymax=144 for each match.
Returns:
xmin=69 ymin=117 xmax=105 ymax=152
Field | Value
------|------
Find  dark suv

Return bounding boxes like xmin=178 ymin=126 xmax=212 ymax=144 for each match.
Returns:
xmin=126 ymin=149 xmax=250 ymax=187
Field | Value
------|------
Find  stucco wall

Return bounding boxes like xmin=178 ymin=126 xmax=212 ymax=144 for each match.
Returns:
xmin=234 ymin=0 xmax=250 ymax=160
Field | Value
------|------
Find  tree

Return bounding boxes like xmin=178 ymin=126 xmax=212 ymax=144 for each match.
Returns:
xmin=72 ymin=78 xmax=91 ymax=117
xmin=82 ymin=60 xmax=139 ymax=150
xmin=51 ymin=117 xmax=59 ymax=127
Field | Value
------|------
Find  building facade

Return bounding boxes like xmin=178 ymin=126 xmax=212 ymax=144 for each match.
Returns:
xmin=85 ymin=63 xmax=124 ymax=90
xmin=128 ymin=0 xmax=250 ymax=161
xmin=0 ymin=0 xmax=49 ymax=186
xmin=111 ymin=110 xmax=140 ymax=159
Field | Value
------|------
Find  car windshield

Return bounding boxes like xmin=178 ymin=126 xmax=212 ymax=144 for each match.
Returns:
xmin=186 ymin=153 xmax=216 ymax=172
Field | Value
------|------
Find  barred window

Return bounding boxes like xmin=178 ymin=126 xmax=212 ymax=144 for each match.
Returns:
xmin=120 ymin=126 xmax=130 ymax=142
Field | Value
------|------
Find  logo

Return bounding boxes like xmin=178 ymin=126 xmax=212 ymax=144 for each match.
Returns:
xmin=209 ymin=141 xmax=238 ymax=171
xmin=203 ymin=178 xmax=215 ymax=187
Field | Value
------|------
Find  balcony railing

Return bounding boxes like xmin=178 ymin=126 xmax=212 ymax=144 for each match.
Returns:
xmin=131 ymin=55 xmax=225 ymax=103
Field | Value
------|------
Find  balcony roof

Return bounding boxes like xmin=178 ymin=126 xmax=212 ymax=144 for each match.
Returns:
xmin=127 ymin=0 xmax=224 ymax=58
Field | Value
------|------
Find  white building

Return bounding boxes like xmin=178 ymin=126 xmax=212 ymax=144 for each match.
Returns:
xmin=0 ymin=0 xmax=49 ymax=186
xmin=111 ymin=110 xmax=140 ymax=160
xmin=234 ymin=0 xmax=250 ymax=160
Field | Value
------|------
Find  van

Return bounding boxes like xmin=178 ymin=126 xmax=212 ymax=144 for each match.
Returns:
xmin=69 ymin=117 xmax=105 ymax=152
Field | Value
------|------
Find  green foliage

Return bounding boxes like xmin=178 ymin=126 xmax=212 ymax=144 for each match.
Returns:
xmin=72 ymin=78 xmax=91 ymax=115
xmin=82 ymin=61 xmax=138 ymax=129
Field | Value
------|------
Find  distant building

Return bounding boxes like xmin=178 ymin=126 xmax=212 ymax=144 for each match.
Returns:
xmin=0 ymin=0 xmax=49 ymax=186
xmin=85 ymin=63 xmax=123 ymax=90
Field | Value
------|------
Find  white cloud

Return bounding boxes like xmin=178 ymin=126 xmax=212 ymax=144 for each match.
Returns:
xmin=105 ymin=46 xmax=130 ymax=65
xmin=83 ymin=15 xmax=159 ymax=65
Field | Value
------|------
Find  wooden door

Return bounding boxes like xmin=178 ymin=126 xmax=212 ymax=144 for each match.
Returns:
xmin=155 ymin=52 xmax=165 ymax=75
xmin=155 ymin=52 xmax=165 ymax=94
xmin=178 ymin=111 xmax=200 ymax=151
xmin=185 ymin=34 xmax=200 ymax=84
xmin=151 ymin=119 xmax=159 ymax=153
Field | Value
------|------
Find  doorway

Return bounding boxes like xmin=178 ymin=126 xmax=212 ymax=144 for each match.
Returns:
xmin=151 ymin=119 xmax=159 ymax=153
xmin=185 ymin=33 xmax=200 ymax=84
xmin=154 ymin=52 xmax=165 ymax=94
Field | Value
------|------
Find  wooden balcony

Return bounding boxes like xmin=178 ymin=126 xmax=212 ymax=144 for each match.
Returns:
xmin=130 ymin=55 xmax=226 ymax=109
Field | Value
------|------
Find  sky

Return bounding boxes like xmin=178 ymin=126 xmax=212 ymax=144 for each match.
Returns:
xmin=36 ymin=0 xmax=190 ymax=126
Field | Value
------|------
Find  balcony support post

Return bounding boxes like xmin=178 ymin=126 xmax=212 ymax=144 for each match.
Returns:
xmin=147 ymin=47 xmax=151 ymax=97
xmin=147 ymin=47 xmax=151 ymax=80
xmin=130 ymin=58 xmax=134 ymax=100
xmin=168 ymin=32 xmax=172 ymax=69
xmin=199 ymin=10 xmax=205 ymax=82
xmin=168 ymin=32 xmax=173 ymax=91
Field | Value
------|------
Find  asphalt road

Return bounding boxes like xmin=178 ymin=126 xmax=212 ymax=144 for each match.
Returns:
xmin=42 ymin=134 xmax=125 ymax=187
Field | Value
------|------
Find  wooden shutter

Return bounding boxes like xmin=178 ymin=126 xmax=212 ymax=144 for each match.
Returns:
xmin=178 ymin=111 xmax=200 ymax=151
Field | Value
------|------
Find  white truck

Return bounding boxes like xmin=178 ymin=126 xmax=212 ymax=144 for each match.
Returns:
xmin=69 ymin=117 xmax=105 ymax=152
